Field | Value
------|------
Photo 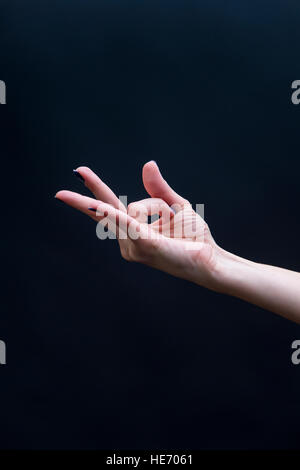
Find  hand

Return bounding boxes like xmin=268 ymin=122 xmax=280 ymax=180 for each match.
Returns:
xmin=56 ymin=161 xmax=300 ymax=322
xmin=56 ymin=161 xmax=224 ymax=290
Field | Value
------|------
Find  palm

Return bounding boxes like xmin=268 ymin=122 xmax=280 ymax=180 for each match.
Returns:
xmin=119 ymin=191 xmax=217 ymax=283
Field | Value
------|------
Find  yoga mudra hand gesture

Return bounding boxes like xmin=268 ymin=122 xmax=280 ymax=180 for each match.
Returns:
xmin=56 ymin=161 xmax=300 ymax=324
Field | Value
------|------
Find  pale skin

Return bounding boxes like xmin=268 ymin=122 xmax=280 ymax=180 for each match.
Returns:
xmin=56 ymin=161 xmax=300 ymax=324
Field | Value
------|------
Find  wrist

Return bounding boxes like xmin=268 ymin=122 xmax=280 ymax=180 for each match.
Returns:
xmin=207 ymin=247 xmax=257 ymax=295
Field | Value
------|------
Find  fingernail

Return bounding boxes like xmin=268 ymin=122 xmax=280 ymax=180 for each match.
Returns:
xmin=73 ymin=169 xmax=85 ymax=182
xmin=88 ymin=207 xmax=97 ymax=212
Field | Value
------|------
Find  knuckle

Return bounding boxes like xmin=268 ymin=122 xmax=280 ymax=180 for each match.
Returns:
xmin=182 ymin=198 xmax=191 ymax=206
xmin=203 ymin=220 xmax=209 ymax=232
xmin=127 ymin=202 xmax=138 ymax=216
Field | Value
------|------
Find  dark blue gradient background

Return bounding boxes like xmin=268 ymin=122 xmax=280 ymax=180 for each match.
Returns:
xmin=1 ymin=0 xmax=300 ymax=449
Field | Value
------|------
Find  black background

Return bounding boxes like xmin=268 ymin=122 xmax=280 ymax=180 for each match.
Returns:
xmin=1 ymin=0 xmax=300 ymax=449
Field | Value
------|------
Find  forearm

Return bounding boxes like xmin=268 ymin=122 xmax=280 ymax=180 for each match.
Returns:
xmin=210 ymin=249 xmax=300 ymax=323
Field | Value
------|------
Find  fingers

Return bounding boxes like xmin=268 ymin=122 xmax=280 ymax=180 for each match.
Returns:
xmin=142 ymin=161 xmax=189 ymax=209
xmin=74 ymin=166 xmax=126 ymax=212
xmin=127 ymin=198 xmax=174 ymax=224
xmin=55 ymin=190 xmax=102 ymax=221
xmin=87 ymin=200 xmax=156 ymax=242
xmin=55 ymin=190 xmax=151 ymax=242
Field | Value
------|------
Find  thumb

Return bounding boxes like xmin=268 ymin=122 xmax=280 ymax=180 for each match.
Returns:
xmin=142 ymin=161 xmax=188 ymax=208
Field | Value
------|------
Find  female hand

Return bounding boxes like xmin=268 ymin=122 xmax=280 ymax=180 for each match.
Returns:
xmin=56 ymin=161 xmax=300 ymax=323
xmin=55 ymin=161 xmax=223 ymax=290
